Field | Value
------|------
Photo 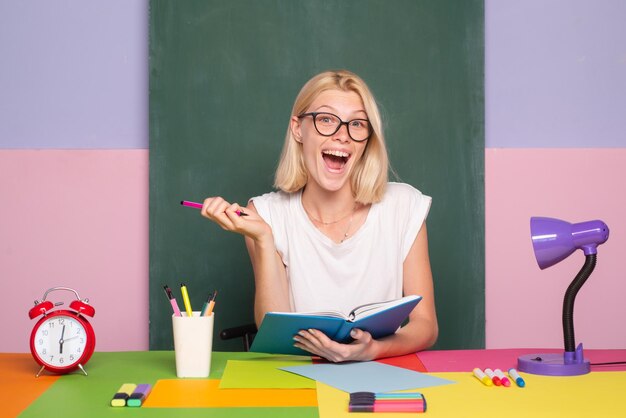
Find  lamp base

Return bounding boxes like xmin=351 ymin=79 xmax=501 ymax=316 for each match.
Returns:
xmin=517 ymin=343 xmax=590 ymax=376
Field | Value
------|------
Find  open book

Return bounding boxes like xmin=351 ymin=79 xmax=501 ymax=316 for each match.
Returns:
xmin=249 ymin=295 xmax=422 ymax=356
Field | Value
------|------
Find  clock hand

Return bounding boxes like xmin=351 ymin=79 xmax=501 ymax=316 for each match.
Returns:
xmin=59 ymin=325 xmax=66 ymax=354
xmin=62 ymin=335 xmax=80 ymax=342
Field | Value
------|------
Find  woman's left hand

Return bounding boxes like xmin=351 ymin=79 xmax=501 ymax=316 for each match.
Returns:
xmin=293 ymin=328 xmax=377 ymax=362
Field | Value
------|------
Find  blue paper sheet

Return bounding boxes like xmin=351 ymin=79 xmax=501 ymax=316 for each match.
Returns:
xmin=281 ymin=361 xmax=455 ymax=393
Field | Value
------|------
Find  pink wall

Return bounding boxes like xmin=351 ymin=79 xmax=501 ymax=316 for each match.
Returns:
xmin=0 ymin=150 xmax=149 ymax=352
xmin=485 ymin=148 xmax=626 ymax=349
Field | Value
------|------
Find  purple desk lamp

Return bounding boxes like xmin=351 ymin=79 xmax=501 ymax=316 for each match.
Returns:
xmin=518 ymin=217 xmax=609 ymax=376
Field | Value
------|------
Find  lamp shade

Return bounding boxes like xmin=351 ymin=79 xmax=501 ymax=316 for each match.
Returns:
xmin=531 ymin=217 xmax=609 ymax=270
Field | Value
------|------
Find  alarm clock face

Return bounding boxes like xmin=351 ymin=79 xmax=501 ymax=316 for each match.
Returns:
xmin=31 ymin=312 xmax=93 ymax=372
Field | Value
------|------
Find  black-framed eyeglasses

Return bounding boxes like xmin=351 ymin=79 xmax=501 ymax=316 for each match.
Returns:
xmin=298 ymin=112 xmax=372 ymax=142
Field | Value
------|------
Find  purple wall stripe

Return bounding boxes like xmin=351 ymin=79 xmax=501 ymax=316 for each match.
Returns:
xmin=486 ymin=0 xmax=626 ymax=148
xmin=0 ymin=1 xmax=148 ymax=149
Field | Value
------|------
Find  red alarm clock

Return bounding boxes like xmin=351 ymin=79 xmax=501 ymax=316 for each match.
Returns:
xmin=28 ymin=287 xmax=96 ymax=377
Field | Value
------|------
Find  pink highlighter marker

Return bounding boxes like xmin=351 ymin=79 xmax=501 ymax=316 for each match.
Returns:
xmin=180 ymin=200 xmax=248 ymax=216
xmin=349 ymin=401 xmax=426 ymax=413
xmin=373 ymin=401 xmax=425 ymax=413
xmin=163 ymin=285 xmax=182 ymax=317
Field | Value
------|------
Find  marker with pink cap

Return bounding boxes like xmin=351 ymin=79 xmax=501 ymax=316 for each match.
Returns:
xmin=494 ymin=369 xmax=511 ymax=387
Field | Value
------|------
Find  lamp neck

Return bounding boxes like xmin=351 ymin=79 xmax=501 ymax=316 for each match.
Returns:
xmin=580 ymin=244 xmax=598 ymax=256
xmin=562 ymin=253 xmax=596 ymax=353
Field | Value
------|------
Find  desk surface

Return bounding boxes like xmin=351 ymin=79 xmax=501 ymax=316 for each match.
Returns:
xmin=3 ymin=348 xmax=626 ymax=418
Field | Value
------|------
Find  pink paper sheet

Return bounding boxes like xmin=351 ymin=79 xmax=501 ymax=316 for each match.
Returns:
xmin=418 ymin=348 xmax=626 ymax=372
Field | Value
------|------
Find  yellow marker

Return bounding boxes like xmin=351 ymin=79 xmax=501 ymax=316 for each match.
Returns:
xmin=180 ymin=283 xmax=193 ymax=317
xmin=111 ymin=383 xmax=137 ymax=407
xmin=473 ymin=368 xmax=493 ymax=386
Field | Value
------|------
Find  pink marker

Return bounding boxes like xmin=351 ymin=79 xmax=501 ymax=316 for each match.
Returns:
xmin=180 ymin=200 xmax=248 ymax=216
xmin=484 ymin=368 xmax=502 ymax=386
xmin=350 ymin=401 xmax=426 ymax=413
xmin=494 ymin=369 xmax=511 ymax=387
xmin=181 ymin=200 xmax=203 ymax=209
xmin=163 ymin=285 xmax=182 ymax=317
xmin=373 ymin=401 xmax=425 ymax=413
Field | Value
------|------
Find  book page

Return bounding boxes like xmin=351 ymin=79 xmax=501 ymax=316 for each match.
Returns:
xmin=350 ymin=295 xmax=421 ymax=321
xmin=272 ymin=310 xmax=349 ymax=320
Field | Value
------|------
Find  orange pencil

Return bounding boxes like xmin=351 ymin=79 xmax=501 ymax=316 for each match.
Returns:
xmin=201 ymin=290 xmax=218 ymax=316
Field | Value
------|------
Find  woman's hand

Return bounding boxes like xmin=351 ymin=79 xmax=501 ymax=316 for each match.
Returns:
xmin=200 ymin=197 xmax=271 ymax=242
xmin=292 ymin=328 xmax=378 ymax=362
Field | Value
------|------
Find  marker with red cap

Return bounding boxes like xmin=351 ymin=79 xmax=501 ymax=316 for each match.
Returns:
xmin=494 ymin=369 xmax=511 ymax=387
xmin=484 ymin=368 xmax=502 ymax=386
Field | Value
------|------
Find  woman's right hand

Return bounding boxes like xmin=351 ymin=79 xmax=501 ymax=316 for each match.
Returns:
xmin=200 ymin=197 xmax=271 ymax=242
xmin=202 ymin=197 xmax=289 ymax=323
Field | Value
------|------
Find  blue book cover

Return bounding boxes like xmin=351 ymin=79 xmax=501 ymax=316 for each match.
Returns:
xmin=250 ymin=295 xmax=422 ymax=356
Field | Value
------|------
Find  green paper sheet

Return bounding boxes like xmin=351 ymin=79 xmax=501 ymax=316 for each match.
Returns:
xmin=19 ymin=351 xmax=319 ymax=418
xmin=220 ymin=358 xmax=315 ymax=389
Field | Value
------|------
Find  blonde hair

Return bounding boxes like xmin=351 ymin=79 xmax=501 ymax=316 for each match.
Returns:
xmin=274 ymin=70 xmax=389 ymax=204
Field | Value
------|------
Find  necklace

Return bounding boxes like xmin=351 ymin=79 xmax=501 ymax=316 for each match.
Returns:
xmin=303 ymin=203 xmax=357 ymax=243
xmin=303 ymin=203 xmax=356 ymax=225
xmin=340 ymin=211 xmax=355 ymax=243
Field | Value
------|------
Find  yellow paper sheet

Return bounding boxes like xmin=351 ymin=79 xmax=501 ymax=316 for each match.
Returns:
xmin=143 ymin=379 xmax=317 ymax=408
xmin=219 ymin=358 xmax=315 ymax=388
xmin=317 ymin=372 xmax=626 ymax=418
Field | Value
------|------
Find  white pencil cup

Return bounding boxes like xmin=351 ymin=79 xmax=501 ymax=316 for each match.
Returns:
xmin=172 ymin=312 xmax=214 ymax=378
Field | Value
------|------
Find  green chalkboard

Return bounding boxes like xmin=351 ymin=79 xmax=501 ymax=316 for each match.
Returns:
xmin=149 ymin=0 xmax=484 ymax=351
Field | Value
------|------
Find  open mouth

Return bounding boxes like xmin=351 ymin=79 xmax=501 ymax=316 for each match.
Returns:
xmin=322 ymin=149 xmax=351 ymax=171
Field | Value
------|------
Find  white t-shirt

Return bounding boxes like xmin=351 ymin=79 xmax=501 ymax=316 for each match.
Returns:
xmin=251 ymin=182 xmax=431 ymax=315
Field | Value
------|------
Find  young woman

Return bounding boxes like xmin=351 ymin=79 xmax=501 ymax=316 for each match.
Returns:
xmin=201 ymin=70 xmax=438 ymax=362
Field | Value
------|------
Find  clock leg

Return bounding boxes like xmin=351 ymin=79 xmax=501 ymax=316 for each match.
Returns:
xmin=78 ymin=363 xmax=88 ymax=376
xmin=35 ymin=365 xmax=46 ymax=378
